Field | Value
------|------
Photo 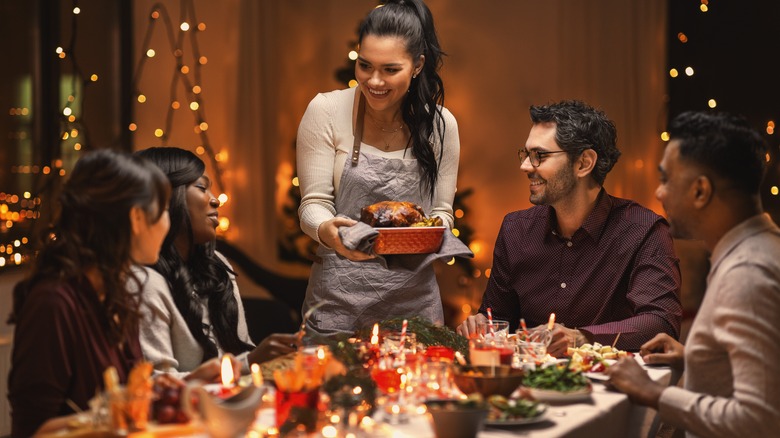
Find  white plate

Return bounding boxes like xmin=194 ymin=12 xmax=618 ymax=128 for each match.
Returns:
xmin=527 ymin=385 xmax=592 ymax=403
xmin=582 ymin=359 xmax=616 ymax=381
xmin=583 ymin=371 xmax=609 ymax=381
xmin=485 ymin=408 xmax=549 ymax=426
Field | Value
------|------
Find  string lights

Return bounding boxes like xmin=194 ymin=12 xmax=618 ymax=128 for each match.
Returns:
xmin=664 ymin=0 xmax=779 ymax=207
xmin=2 ymin=0 xmax=232 ymax=271
xmin=1 ymin=1 xmax=91 ymax=271
xmin=132 ymin=0 xmax=231 ymax=234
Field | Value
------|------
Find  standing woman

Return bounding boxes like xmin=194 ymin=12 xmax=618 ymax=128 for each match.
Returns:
xmin=135 ymin=147 xmax=298 ymax=381
xmin=8 ymin=150 xmax=171 ymax=437
xmin=297 ymin=0 xmax=460 ymax=335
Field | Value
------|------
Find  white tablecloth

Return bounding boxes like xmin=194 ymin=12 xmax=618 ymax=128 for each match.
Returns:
xmin=251 ymin=363 xmax=671 ymax=438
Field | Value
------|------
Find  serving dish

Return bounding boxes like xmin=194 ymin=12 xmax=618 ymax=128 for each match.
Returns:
xmin=527 ymin=385 xmax=593 ymax=403
xmin=452 ymin=365 xmax=525 ymax=398
xmin=373 ymin=226 xmax=445 ymax=254
xmin=485 ymin=407 xmax=549 ymax=426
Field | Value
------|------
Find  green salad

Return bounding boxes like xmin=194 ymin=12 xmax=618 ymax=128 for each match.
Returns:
xmin=522 ymin=363 xmax=590 ymax=392
xmin=487 ymin=395 xmax=543 ymax=420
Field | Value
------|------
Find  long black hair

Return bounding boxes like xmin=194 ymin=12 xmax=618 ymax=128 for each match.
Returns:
xmin=9 ymin=150 xmax=171 ymax=345
xmin=136 ymin=147 xmax=253 ymax=360
xmin=359 ymin=0 xmax=447 ymax=200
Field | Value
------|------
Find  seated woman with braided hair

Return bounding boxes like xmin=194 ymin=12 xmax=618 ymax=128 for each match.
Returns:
xmin=134 ymin=147 xmax=299 ymax=381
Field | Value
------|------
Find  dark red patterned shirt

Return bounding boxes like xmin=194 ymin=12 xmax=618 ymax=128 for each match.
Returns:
xmin=478 ymin=190 xmax=682 ymax=351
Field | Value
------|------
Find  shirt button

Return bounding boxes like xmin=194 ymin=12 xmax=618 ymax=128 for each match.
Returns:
xmin=561 ymin=282 xmax=567 ymax=288
xmin=566 ymin=241 xmax=573 ymax=247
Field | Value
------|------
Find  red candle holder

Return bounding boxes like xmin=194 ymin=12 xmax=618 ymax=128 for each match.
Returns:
xmin=424 ymin=346 xmax=455 ymax=362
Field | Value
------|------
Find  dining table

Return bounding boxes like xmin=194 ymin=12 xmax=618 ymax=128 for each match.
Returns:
xmin=112 ymin=354 xmax=674 ymax=438
xmin=236 ymin=358 xmax=673 ymax=438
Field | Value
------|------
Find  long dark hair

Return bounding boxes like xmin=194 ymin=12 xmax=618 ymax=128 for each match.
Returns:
xmin=136 ymin=147 xmax=253 ymax=360
xmin=359 ymin=0 xmax=446 ymax=200
xmin=9 ymin=150 xmax=171 ymax=345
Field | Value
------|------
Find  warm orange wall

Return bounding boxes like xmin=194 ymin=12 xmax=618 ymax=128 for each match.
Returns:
xmin=131 ymin=1 xmax=669 ymax=317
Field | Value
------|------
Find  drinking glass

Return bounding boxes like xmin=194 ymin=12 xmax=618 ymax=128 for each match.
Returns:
xmin=382 ymin=332 xmax=417 ymax=364
xmin=469 ymin=337 xmax=513 ymax=366
xmin=107 ymin=388 xmax=153 ymax=434
xmin=417 ymin=361 xmax=453 ymax=400
xmin=517 ymin=340 xmax=548 ymax=368
xmin=424 ymin=346 xmax=455 ymax=363
xmin=371 ymin=354 xmax=409 ymax=424
xmin=275 ymin=387 xmax=319 ymax=432
xmin=476 ymin=319 xmax=510 ymax=339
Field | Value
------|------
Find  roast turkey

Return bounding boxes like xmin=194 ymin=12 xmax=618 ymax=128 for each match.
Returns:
xmin=360 ymin=201 xmax=427 ymax=227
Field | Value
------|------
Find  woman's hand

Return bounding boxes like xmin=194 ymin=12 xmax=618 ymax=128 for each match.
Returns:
xmin=186 ymin=354 xmax=242 ymax=383
xmin=248 ymin=333 xmax=301 ymax=364
xmin=318 ymin=217 xmax=375 ymax=261
xmin=639 ymin=333 xmax=685 ymax=371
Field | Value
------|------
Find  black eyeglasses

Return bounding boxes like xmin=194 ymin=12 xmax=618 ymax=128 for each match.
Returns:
xmin=518 ymin=147 xmax=591 ymax=167
xmin=517 ymin=149 xmax=570 ymax=167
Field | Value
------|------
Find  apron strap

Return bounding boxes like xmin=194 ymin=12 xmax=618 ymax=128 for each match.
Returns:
xmin=351 ymin=92 xmax=365 ymax=166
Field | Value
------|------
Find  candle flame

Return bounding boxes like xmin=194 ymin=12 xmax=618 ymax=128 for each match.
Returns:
xmin=371 ymin=323 xmax=379 ymax=345
xmin=221 ymin=356 xmax=234 ymax=387
xmin=548 ymin=313 xmax=556 ymax=331
xmin=317 ymin=347 xmax=326 ymax=361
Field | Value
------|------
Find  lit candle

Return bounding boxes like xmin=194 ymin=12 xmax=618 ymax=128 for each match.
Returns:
xmin=251 ymin=363 xmax=263 ymax=388
xmin=370 ymin=323 xmax=379 ymax=346
xmin=217 ymin=356 xmax=239 ymax=398
xmin=221 ymin=356 xmax=234 ymax=387
xmin=547 ymin=313 xmax=556 ymax=331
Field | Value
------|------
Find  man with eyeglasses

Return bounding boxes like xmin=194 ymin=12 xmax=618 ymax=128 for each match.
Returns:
xmin=458 ymin=100 xmax=682 ymax=357
xmin=605 ymin=111 xmax=780 ymax=436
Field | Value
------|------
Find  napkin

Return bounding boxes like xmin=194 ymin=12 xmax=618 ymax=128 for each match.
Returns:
xmin=339 ymin=221 xmax=473 ymax=269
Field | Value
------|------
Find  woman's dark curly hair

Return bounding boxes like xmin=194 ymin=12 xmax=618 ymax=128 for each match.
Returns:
xmin=136 ymin=147 xmax=253 ymax=360
xmin=359 ymin=0 xmax=447 ymax=200
xmin=9 ymin=150 xmax=171 ymax=345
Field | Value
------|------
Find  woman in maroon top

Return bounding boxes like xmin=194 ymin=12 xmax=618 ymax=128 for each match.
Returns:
xmin=7 ymin=150 xmax=171 ymax=437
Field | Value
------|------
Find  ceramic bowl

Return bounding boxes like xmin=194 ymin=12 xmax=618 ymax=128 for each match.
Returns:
xmin=425 ymin=399 xmax=489 ymax=438
xmin=452 ymin=365 xmax=525 ymax=398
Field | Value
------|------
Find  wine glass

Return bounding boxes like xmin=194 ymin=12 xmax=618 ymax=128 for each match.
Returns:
xmin=370 ymin=354 xmax=409 ymax=424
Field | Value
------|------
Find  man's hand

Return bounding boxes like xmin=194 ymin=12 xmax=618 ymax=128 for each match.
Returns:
xmin=544 ymin=323 xmax=588 ymax=358
xmin=456 ymin=313 xmax=488 ymax=338
xmin=639 ymin=333 xmax=685 ymax=371
xmin=606 ymin=356 xmax=664 ymax=408
xmin=318 ymin=217 xmax=375 ymax=261
xmin=249 ymin=333 xmax=301 ymax=364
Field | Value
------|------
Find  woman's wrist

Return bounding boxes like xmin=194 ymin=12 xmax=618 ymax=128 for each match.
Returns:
xmin=316 ymin=222 xmax=333 ymax=249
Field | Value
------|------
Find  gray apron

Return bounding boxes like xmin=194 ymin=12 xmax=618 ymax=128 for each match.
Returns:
xmin=303 ymin=97 xmax=444 ymax=337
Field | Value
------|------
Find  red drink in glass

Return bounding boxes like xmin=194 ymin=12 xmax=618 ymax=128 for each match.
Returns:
xmin=497 ymin=347 xmax=514 ymax=365
xmin=424 ymin=346 xmax=455 ymax=362
xmin=371 ymin=368 xmax=402 ymax=394
xmin=470 ymin=338 xmax=514 ymax=366
xmin=275 ymin=387 xmax=319 ymax=431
